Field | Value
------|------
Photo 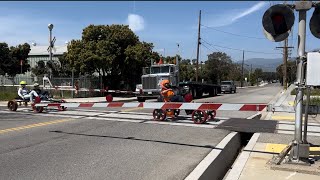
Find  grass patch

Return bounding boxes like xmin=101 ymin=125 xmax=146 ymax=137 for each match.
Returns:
xmin=303 ymin=97 xmax=320 ymax=106
xmin=0 ymin=91 xmax=17 ymax=101
xmin=291 ymin=88 xmax=320 ymax=96
xmin=0 ymin=86 xmax=18 ymax=101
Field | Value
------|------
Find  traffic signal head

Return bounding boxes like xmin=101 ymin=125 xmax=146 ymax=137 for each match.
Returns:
xmin=262 ymin=4 xmax=295 ymax=42
xmin=310 ymin=3 xmax=320 ymax=39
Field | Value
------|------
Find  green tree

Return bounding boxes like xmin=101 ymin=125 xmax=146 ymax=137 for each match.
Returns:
xmin=251 ymin=68 xmax=263 ymax=86
xmin=58 ymin=52 xmax=75 ymax=77
xmin=179 ymin=59 xmax=195 ymax=81
xmin=124 ymin=42 xmax=160 ymax=89
xmin=64 ymin=24 xmax=156 ymax=90
xmin=205 ymin=52 xmax=233 ymax=83
xmin=0 ymin=43 xmax=31 ymax=77
xmin=276 ymin=60 xmax=297 ymax=85
xmin=31 ymin=60 xmax=47 ymax=76
xmin=0 ymin=42 xmax=11 ymax=75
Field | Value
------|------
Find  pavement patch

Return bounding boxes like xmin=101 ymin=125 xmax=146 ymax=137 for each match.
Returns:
xmin=216 ymin=118 xmax=277 ymax=133
xmin=0 ymin=119 xmax=73 ymax=134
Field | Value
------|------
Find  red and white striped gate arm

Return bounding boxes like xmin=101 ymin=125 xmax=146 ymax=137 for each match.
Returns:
xmin=35 ymin=102 xmax=267 ymax=111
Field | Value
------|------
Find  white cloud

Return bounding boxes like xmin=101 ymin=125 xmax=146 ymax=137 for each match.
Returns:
xmin=127 ymin=13 xmax=145 ymax=32
xmin=231 ymin=2 xmax=266 ymax=22
xmin=204 ymin=2 xmax=267 ymax=28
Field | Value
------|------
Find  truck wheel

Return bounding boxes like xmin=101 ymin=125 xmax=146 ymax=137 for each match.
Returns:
xmin=137 ymin=97 xmax=146 ymax=102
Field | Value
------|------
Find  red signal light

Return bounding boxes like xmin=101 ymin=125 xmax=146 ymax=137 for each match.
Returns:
xmin=272 ymin=15 xmax=284 ymax=24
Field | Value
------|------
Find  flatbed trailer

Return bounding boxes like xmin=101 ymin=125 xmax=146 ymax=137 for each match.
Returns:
xmin=179 ymin=81 xmax=221 ymax=99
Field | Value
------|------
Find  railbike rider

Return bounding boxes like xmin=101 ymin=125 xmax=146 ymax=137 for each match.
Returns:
xmin=159 ymin=79 xmax=184 ymax=102
xmin=17 ymin=81 xmax=39 ymax=103
xmin=33 ymin=83 xmax=50 ymax=99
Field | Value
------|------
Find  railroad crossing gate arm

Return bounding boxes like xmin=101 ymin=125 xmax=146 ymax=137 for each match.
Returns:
xmin=35 ymin=102 xmax=267 ymax=111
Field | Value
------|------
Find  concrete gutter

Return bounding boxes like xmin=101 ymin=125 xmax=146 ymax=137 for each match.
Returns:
xmin=185 ymin=113 xmax=262 ymax=180
xmin=185 ymin=132 xmax=241 ymax=180
xmin=223 ymin=133 xmax=261 ymax=180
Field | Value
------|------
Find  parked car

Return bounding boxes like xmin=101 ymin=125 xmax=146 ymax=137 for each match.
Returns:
xmin=221 ymin=81 xmax=236 ymax=94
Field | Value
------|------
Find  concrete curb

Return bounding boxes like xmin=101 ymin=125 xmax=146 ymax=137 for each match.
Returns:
xmin=185 ymin=132 xmax=241 ymax=180
xmin=185 ymin=112 xmax=262 ymax=180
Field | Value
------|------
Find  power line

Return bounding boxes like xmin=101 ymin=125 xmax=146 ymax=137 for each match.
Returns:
xmin=201 ymin=39 xmax=220 ymax=52
xmin=201 ymin=24 xmax=266 ymax=40
xmin=201 ymin=43 xmax=217 ymax=55
xmin=201 ymin=38 xmax=281 ymax=55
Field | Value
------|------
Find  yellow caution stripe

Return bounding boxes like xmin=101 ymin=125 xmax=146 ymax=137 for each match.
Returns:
xmin=0 ymin=119 xmax=72 ymax=134
xmin=265 ymin=143 xmax=320 ymax=154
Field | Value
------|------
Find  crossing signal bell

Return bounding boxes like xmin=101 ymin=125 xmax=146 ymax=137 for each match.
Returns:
xmin=262 ymin=4 xmax=295 ymax=42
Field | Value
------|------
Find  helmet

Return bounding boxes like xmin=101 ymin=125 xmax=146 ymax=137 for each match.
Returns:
xmin=160 ymin=80 xmax=171 ymax=89
xmin=20 ymin=81 xmax=27 ymax=85
xmin=33 ymin=83 xmax=39 ymax=87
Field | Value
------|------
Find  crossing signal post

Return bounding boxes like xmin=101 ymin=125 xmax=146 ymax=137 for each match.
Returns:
xmin=262 ymin=1 xmax=320 ymax=165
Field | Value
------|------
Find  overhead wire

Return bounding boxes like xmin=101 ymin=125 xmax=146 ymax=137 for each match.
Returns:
xmin=201 ymin=24 xmax=266 ymax=40
xmin=201 ymin=38 xmax=281 ymax=55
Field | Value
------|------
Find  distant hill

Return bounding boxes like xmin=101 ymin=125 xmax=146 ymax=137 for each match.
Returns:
xmin=236 ymin=58 xmax=282 ymax=72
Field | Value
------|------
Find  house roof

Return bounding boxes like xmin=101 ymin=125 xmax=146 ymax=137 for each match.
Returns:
xmin=29 ymin=45 xmax=68 ymax=56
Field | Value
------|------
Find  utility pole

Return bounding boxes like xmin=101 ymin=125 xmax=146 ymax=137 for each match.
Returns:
xmin=249 ymin=64 xmax=252 ymax=84
xmin=195 ymin=10 xmax=201 ymax=83
xmin=241 ymin=50 xmax=244 ymax=87
xmin=176 ymin=43 xmax=180 ymax=84
xmin=276 ymin=38 xmax=293 ymax=90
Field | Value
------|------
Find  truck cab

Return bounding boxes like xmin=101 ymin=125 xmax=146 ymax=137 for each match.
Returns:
xmin=136 ymin=64 xmax=179 ymax=102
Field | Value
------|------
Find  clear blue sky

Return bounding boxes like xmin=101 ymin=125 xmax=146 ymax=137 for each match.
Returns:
xmin=0 ymin=1 xmax=318 ymax=62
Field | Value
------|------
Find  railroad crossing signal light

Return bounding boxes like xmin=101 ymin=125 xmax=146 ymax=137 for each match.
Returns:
xmin=262 ymin=4 xmax=295 ymax=42
xmin=310 ymin=3 xmax=320 ymax=39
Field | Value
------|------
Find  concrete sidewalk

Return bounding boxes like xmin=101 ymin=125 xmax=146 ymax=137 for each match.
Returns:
xmin=225 ymin=85 xmax=320 ymax=180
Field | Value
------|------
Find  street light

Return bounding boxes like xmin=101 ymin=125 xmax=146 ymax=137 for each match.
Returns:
xmin=47 ymin=24 xmax=54 ymax=79
xmin=48 ymin=24 xmax=54 ymax=63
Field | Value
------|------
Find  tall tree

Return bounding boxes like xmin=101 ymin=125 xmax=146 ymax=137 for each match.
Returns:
xmin=124 ymin=42 xmax=160 ymax=89
xmin=205 ymin=52 xmax=233 ymax=83
xmin=31 ymin=60 xmax=47 ymax=76
xmin=179 ymin=59 xmax=195 ymax=82
xmin=0 ymin=42 xmax=11 ymax=75
xmin=0 ymin=42 xmax=31 ymax=77
xmin=276 ymin=60 xmax=297 ymax=85
xmin=64 ymin=24 xmax=158 ymax=90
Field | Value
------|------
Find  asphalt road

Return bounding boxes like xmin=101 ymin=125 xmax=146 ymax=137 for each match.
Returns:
xmin=0 ymin=83 xmax=281 ymax=179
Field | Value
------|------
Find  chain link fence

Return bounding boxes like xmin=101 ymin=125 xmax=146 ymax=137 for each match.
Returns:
xmin=0 ymin=75 xmax=103 ymax=98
